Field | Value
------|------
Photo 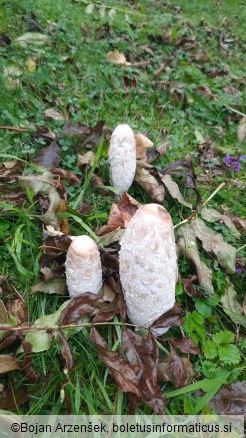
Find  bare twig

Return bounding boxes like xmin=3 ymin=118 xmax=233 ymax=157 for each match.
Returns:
xmin=0 ymin=126 xmax=28 ymax=132
xmin=0 ymin=321 xmax=136 ymax=333
xmin=174 ymin=182 xmax=226 ymax=229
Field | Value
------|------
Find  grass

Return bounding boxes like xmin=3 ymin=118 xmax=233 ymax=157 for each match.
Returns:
xmin=0 ymin=0 xmax=245 ymax=415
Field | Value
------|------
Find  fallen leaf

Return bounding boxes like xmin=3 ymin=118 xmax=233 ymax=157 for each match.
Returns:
xmin=44 ymin=108 xmax=65 ymax=121
xmin=0 ymin=300 xmax=8 ymax=324
xmin=220 ymin=205 xmax=246 ymax=231
xmin=191 ymin=218 xmax=236 ymax=274
xmin=0 ymin=355 xmax=20 ymax=374
xmin=35 ymin=125 xmax=56 ymax=140
xmin=31 ymin=278 xmax=67 ymax=295
xmin=182 ymin=276 xmax=209 ymax=298
xmin=221 ymin=280 xmax=245 ymax=328
xmin=50 ymin=168 xmax=80 ymax=185
xmin=90 ymin=327 xmax=142 ymax=397
xmin=160 ymin=159 xmax=201 ymax=204
xmin=209 ymin=382 xmax=246 ymax=414
xmin=153 ymin=63 xmax=165 ymax=79
xmin=21 ymin=338 xmax=39 ymax=379
xmin=168 ymin=343 xmax=187 ymax=388
xmin=158 ymin=357 xmax=195 ymax=386
xmin=135 ymin=133 xmax=153 ymax=160
xmin=0 ymin=386 xmax=29 ymax=410
xmin=90 ymin=174 xmax=110 ymax=195
xmin=0 ymin=160 xmax=23 ymax=181
xmin=170 ymin=337 xmax=200 ymax=354
xmin=59 ymin=293 xmax=105 ymax=325
xmin=237 ymin=117 xmax=246 ymax=143
xmin=14 ymin=32 xmax=51 ymax=47
xmin=17 ymin=171 xmax=56 ymax=195
xmin=160 ymin=174 xmax=192 ymax=208
xmin=59 ymin=333 xmax=73 ymax=371
xmin=34 ymin=141 xmax=61 ymax=168
xmin=97 ymin=229 xmax=125 ymax=246
xmin=151 ymin=305 xmax=184 ymax=331
xmin=201 ymin=207 xmax=240 ymax=239
xmin=177 ymin=224 xmax=214 ymax=293
xmin=6 ymin=298 xmax=28 ymax=325
xmin=135 ymin=166 xmax=165 ymax=203
xmin=77 ymin=151 xmax=95 ymax=167
xmin=107 ymin=51 xmax=131 ymax=66
xmin=61 ymin=122 xmax=91 ymax=136
xmin=96 ymin=192 xmax=141 ymax=236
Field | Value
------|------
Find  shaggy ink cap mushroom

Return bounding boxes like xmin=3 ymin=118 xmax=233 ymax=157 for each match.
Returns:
xmin=109 ymin=124 xmax=136 ymax=195
xmin=119 ymin=204 xmax=178 ymax=335
xmin=65 ymin=235 xmax=103 ymax=298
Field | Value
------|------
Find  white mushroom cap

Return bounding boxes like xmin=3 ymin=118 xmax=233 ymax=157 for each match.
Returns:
xmin=119 ymin=204 xmax=177 ymax=334
xmin=109 ymin=124 xmax=136 ymax=195
xmin=65 ymin=235 xmax=103 ymax=298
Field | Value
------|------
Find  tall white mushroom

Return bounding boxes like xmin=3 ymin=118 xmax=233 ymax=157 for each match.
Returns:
xmin=65 ymin=235 xmax=102 ymax=298
xmin=108 ymin=124 xmax=136 ymax=196
xmin=119 ymin=204 xmax=177 ymax=333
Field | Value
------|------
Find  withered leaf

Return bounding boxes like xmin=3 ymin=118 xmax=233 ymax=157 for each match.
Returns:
xmin=191 ymin=218 xmax=236 ymax=274
xmin=169 ymin=343 xmax=187 ymax=388
xmin=182 ymin=276 xmax=209 ymax=298
xmin=6 ymin=298 xmax=28 ymax=325
xmin=221 ymin=280 xmax=245 ymax=328
xmin=135 ymin=133 xmax=153 ymax=160
xmin=151 ymin=305 xmax=184 ymax=331
xmin=160 ymin=159 xmax=201 ymax=204
xmin=77 ymin=151 xmax=95 ymax=167
xmin=59 ymin=333 xmax=73 ymax=371
xmin=209 ymin=382 xmax=246 ymax=415
xmin=21 ymin=338 xmax=39 ymax=380
xmin=96 ymin=192 xmax=141 ymax=236
xmin=170 ymin=337 xmax=200 ymax=355
xmin=201 ymin=207 xmax=240 ymax=239
xmin=100 ymin=250 xmax=119 ymax=279
xmin=153 ymin=63 xmax=165 ymax=79
xmin=31 ymin=278 xmax=67 ymax=295
xmin=177 ymin=224 xmax=214 ymax=293
xmin=237 ymin=117 xmax=246 ymax=143
xmin=158 ymin=357 xmax=195 ymax=386
xmin=0 ymin=386 xmax=29 ymax=410
xmin=59 ymin=293 xmax=105 ymax=325
xmin=220 ymin=205 xmax=246 ymax=231
xmin=34 ymin=141 xmax=61 ymax=169
xmin=90 ymin=327 xmax=142 ymax=396
xmin=0 ymin=160 xmax=23 ymax=181
xmin=0 ymin=355 xmax=20 ymax=374
xmin=107 ymin=51 xmax=131 ymax=66
xmin=50 ymin=168 xmax=80 ymax=185
xmin=135 ymin=166 xmax=165 ymax=203
xmin=61 ymin=122 xmax=91 ymax=136
xmin=44 ymin=108 xmax=65 ymax=121
xmin=160 ymin=174 xmax=192 ymax=208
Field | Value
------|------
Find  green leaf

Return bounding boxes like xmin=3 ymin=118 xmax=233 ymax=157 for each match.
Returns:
xmin=218 ymin=344 xmax=240 ymax=364
xmin=194 ymin=300 xmax=212 ymax=318
xmin=203 ymin=340 xmax=218 ymax=359
xmin=202 ymin=361 xmax=220 ymax=379
xmin=213 ymin=330 xmax=234 ymax=346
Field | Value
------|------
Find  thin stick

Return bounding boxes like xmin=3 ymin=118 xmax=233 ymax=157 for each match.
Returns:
xmin=174 ymin=182 xmax=225 ymax=229
xmin=237 ymin=244 xmax=246 ymax=253
xmin=0 ymin=321 xmax=136 ymax=332
xmin=0 ymin=126 xmax=28 ymax=132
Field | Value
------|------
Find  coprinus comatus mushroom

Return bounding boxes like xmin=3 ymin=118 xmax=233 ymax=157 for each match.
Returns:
xmin=109 ymin=124 xmax=136 ymax=196
xmin=119 ymin=204 xmax=177 ymax=334
xmin=66 ymin=235 xmax=102 ymax=297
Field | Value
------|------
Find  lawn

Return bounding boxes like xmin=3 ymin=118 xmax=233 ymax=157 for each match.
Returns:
xmin=0 ymin=0 xmax=245 ymax=416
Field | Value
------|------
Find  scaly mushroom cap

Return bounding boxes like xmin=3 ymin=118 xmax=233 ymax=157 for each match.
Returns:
xmin=119 ymin=204 xmax=177 ymax=333
xmin=109 ymin=124 xmax=136 ymax=195
xmin=66 ymin=235 xmax=102 ymax=298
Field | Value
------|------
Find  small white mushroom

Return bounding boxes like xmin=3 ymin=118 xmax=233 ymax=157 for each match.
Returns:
xmin=109 ymin=124 xmax=136 ymax=196
xmin=65 ymin=235 xmax=102 ymax=298
xmin=119 ymin=204 xmax=177 ymax=334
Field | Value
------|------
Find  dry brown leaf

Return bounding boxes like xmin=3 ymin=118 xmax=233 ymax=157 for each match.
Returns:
xmin=44 ymin=108 xmax=65 ymax=121
xmin=220 ymin=205 xmax=246 ymax=231
xmin=0 ymin=355 xmax=20 ymax=374
xmin=77 ymin=151 xmax=95 ymax=167
xmin=191 ymin=218 xmax=236 ymax=274
xmin=201 ymin=207 xmax=240 ymax=239
xmin=177 ymin=224 xmax=214 ymax=293
xmin=135 ymin=166 xmax=165 ymax=203
xmin=158 ymin=357 xmax=195 ymax=386
xmin=209 ymin=382 xmax=246 ymax=414
xmin=221 ymin=280 xmax=245 ymax=328
xmin=0 ymin=160 xmax=23 ymax=181
xmin=160 ymin=174 xmax=192 ymax=208
xmin=30 ymin=278 xmax=67 ymax=295
xmin=106 ymin=51 xmax=131 ymax=66
xmin=237 ymin=117 xmax=246 ymax=143
xmin=34 ymin=141 xmax=61 ymax=169
xmin=135 ymin=133 xmax=153 ymax=160
xmin=96 ymin=192 xmax=141 ymax=236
